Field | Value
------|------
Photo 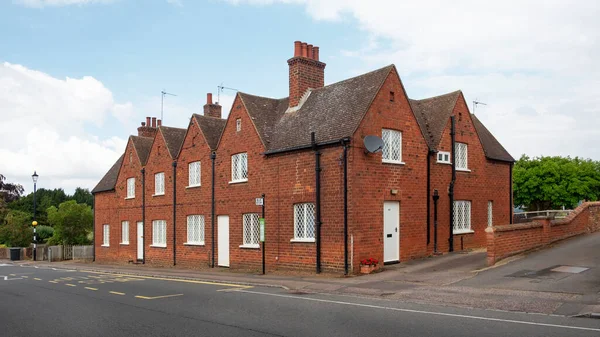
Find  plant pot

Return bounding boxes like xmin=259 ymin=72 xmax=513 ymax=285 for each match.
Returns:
xmin=360 ymin=264 xmax=377 ymax=274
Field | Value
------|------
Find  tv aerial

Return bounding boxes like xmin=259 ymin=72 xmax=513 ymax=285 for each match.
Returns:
xmin=473 ymin=99 xmax=487 ymax=114
xmin=161 ymin=90 xmax=177 ymax=122
xmin=363 ymin=135 xmax=384 ymax=154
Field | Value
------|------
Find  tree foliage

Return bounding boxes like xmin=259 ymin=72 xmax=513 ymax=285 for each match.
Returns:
xmin=8 ymin=188 xmax=69 ymax=227
xmin=0 ymin=210 xmax=32 ymax=247
xmin=513 ymin=155 xmax=600 ymax=211
xmin=47 ymin=200 xmax=93 ymax=245
xmin=71 ymin=188 xmax=94 ymax=208
xmin=0 ymin=174 xmax=24 ymax=203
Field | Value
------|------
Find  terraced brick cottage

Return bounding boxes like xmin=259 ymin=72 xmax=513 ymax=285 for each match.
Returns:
xmin=92 ymin=41 xmax=514 ymax=274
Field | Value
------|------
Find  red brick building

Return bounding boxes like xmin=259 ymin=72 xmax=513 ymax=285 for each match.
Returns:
xmin=92 ymin=41 xmax=514 ymax=274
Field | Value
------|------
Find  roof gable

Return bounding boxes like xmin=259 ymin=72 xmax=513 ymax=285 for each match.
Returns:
xmin=131 ymin=136 xmax=153 ymax=165
xmin=192 ymin=114 xmax=227 ymax=151
xmin=409 ymin=90 xmax=462 ymax=150
xmin=471 ymin=114 xmax=515 ymax=162
xmin=91 ymin=154 xmax=124 ymax=194
xmin=159 ymin=126 xmax=187 ymax=159
xmin=240 ymin=65 xmax=394 ymax=152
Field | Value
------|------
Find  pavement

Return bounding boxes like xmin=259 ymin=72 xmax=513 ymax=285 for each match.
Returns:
xmin=2 ymin=263 xmax=600 ymax=336
xmin=4 ymin=231 xmax=600 ymax=319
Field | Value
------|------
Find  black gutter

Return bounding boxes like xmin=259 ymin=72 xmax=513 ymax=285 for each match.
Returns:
xmin=509 ymin=162 xmax=514 ymax=224
xmin=312 ymin=132 xmax=322 ymax=274
xmin=342 ymin=140 xmax=349 ymax=275
xmin=92 ymin=194 xmax=95 ymax=262
xmin=263 ymin=138 xmax=347 ymax=156
xmin=141 ymin=168 xmax=146 ymax=264
xmin=172 ymin=161 xmax=177 ymax=266
xmin=449 ymin=116 xmax=456 ymax=253
xmin=210 ymin=151 xmax=216 ymax=268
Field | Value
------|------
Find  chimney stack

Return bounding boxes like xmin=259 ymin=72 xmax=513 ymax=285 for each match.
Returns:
xmin=137 ymin=116 xmax=159 ymax=138
xmin=288 ymin=40 xmax=326 ymax=107
xmin=203 ymin=92 xmax=222 ymax=118
xmin=157 ymin=119 xmax=162 ymax=127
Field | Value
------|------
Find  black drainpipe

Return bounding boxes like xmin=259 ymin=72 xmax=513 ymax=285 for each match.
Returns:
xmin=210 ymin=151 xmax=216 ymax=268
xmin=342 ymin=140 xmax=349 ymax=275
xmin=509 ymin=162 xmax=514 ymax=224
xmin=449 ymin=116 xmax=456 ymax=253
xmin=141 ymin=168 xmax=146 ymax=264
xmin=426 ymin=150 xmax=432 ymax=245
xmin=172 ymin=161 xmax=177 ymax=266
xmin=92 ymin=194 xmax=95 ymax=262
xmin=312 ymin=132 xmax=322 ymax=274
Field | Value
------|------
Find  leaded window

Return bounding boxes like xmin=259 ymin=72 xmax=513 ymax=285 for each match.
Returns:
xmin=231 ymin=153 xmax=248 ymax=182
xmin=382 ymin=129 xmax=402 ymax=163
xmin=242 ymin=213 xmax=259 ymax=246
xmin=455 ymin=142 xmax=468 ymax=170
xmin=155 ymin=172 xmax=165 ymax=195
xmin=187 ymin=215 xmax=205 ymax=245
xmin=126 ymin=178 xmax=135 ymax=198
xmin=121 ymin=221 xmax=129 ymax=244
xmin=294 ymin=203 xmax=315 ymax=241
xmin=152 ymin=220 xmax=167 ymax=247
xmin=188 ymin=161 xmax=201 ymax=187
xmin=453 ymin=200 xmax=472 ymax=234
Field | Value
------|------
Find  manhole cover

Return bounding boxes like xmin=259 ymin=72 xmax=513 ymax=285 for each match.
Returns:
xmin=550 ymin=266 xmax=589 ymax=274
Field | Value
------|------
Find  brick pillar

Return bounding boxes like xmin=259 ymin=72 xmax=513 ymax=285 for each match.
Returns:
xmin=532 ymin=216 xmax=551 ymax=244
xmin=485 ymin=227 xmax=496 ymax=266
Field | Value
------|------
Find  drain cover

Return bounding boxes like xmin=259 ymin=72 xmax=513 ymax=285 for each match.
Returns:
xmin=550 ymin=266 xmax=589 ymax=274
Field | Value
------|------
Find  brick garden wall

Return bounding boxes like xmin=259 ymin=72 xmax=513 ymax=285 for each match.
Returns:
xmin=486 ymin=202 xmax=600 ymax=265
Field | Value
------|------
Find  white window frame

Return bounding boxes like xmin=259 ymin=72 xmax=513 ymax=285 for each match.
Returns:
xmin=185 ymin=215 xmax=205 ymax=245
xmin=121 ymin=221 xmax=129 ymax=244
xmin=382 ymin=129 xmax=403 ymax=164
xmin=188 ymin=161 xmax=201 ymax=188
xmin=236 ymin=118 xmax=242 ymax=132
xmin=154 ymin=172 xmax=165 ymax=196
xmin=240 ymin=213 xmax=259 ymax=248
xmin=488 ymin=201 xmax=493 ymax=227
xmin=292 ymin=203 xmax=315 ymax=242
xmin=126 ymin=178 xmax=135 ymax=199
xmin=102 ymin=224 xmax=110 ymax=247
xmin=455 ymin=142 xmax=469 ymax=171
xmin=230 ymin=152 xmax=248 ymax=183
xmin=437 ymin=151 xmax=451 ymax=164
xmin=151 ymin=220 xmax=167 ymax=247
xmin=453 ymin=200 xmax=472 ymax=234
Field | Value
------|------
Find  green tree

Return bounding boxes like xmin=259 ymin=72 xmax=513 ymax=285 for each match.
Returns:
xmin=35 ymin=225 xmax=54 ymax=243
xmin=0 ymin=210 xmax=32 ymax=247
xmin=513 ymin=155 xmax=600 ymax=211
xmin=8 ymin=188 xmax=69 ymax=227
xmin=71 ymin=187 xmax=94 ymax=208
xmin=0 ymin=174 xmax=24 ymax=203
xmin=47 ymin=200 xmax=93 ymax=245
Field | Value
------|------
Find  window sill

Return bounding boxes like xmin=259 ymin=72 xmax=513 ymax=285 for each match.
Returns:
xmin=239 ymin=244 xmax=259 ymax=249
xmin=382 ymin=160 xmax=406 ymax=165
xmin=437 ymin=162 xmax=452 ymax=165
xmin=184 ymin=242 xmax=205 ymax=246
xmin=150 ymin=244 xmax=167 ymax=248
xmin=101 ymin=244 xmax=110 ymax=247
xmin=290 ymin=238 xmax=315 ymax=243
xmin=229 ymin=179 xmax=248 ymax=185
xmin=186 ymin=185 xmax=201 ymax=189
xmin=120 ymin=243 xmax=129 ymax=245
xmin=124 ymin=197 xmax=135 ymax=200
xmin=152 ymin=193 xmax=165 ymax=197
xmin=453 ymin=230 xmax=474 ymax=235
xmin=456 ymin=168 xmax=471 ymax=172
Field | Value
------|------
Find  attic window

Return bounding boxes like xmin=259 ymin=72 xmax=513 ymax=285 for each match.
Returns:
xmin=236 ymin=118 xmax=241 ymax=132
xmin=390 ymin=91 xmax=395 ymax=102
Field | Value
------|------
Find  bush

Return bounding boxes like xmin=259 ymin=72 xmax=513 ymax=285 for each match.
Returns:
xmin=35 ymin=225 xmax=54 ymax=243
xmin=0 ymin=210 xmax=32 ymax=247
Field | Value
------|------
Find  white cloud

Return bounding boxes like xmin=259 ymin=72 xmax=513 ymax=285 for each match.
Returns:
xmin=14 ymin=0 xmax=116 ymax=7
xmin=227 ymin=0 xmax=600 ymax=160
xmin=0 ymin=62 xmax=129 ymax=193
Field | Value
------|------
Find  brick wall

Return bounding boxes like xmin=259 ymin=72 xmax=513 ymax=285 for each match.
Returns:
xmin=486 ymin=202 xmax=600 ymax=265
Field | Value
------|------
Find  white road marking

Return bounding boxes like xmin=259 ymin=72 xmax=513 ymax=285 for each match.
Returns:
xmin=238 ymin=290 xmax=600 ymax=332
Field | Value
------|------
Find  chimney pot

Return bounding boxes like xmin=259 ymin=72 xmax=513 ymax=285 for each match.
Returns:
xmin=207 ymin=93 xmax=213 ymax=105
xmin=151 ymin=117 xmax=157 ymax=128
xmin=146 ymin=116 xmax=151 ymax=126
xmin=301 ymin=42 xmax=308 ymax=57
xmin=157 ymin=119 xmax=162 ymax=127
xmin=294 ymin=41 xmax=301 ymax=57
xmin=307 ymin=44 xmax=314 ymax=59
xmin=141 ymin=122 xmax=146 ymax=126
xmin=313 ymin=46 xmax=320 ymax=61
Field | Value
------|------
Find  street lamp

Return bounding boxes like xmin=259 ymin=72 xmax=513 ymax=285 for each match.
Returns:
xmin=32 ymin=171 xmax=39 ymax=261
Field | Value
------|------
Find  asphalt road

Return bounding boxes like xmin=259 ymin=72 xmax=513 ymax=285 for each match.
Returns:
xmin=1 ymin=263 xmax=600 ymax=337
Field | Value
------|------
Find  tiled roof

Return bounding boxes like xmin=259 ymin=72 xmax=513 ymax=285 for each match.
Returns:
xmin=159 ymin=126 xmax=187 ymax=159
xmin=131 ymin=136 xmax=153 ymax=165
xmin=240 ymin=65 xmax=395 ymax=152
xmin=409 ymin=90 xmax=462 ymax=151
xmin=471 ymin=114 xmax=515 ymax=162
xmin=91 ymin=154 xmax=124 ymax=194
xmin=193 ymin=114 xmax=227 ymax=150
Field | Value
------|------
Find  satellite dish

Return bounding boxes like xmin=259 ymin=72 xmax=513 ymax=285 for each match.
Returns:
xmin=364 ymin=135 xmax=384 ymax=154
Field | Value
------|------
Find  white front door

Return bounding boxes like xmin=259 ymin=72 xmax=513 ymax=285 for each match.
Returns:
xmin=137 ymin=221 xmax=144 ymax=260
xmin=217 ymin=215 xmax=229 ymax=267
xmin=383 ymin=201 xmax=400 ymax=263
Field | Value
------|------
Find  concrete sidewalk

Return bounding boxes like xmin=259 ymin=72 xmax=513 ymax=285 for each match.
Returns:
xmin=7 ymin=234 xmax=600 ymax=317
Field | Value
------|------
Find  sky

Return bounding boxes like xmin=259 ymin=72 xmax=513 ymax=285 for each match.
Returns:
xmin=1 ymin=0 xmax=599 ymax=194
